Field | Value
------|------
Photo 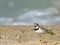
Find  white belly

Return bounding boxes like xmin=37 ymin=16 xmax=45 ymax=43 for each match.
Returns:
xmin=35 ymin=28 xmax=45 ymax=33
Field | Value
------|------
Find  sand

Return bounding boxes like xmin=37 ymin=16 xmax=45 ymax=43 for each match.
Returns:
xmin=0 ymin=25 xmax=60 ymax=45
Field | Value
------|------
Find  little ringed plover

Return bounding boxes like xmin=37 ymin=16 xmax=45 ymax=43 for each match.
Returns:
xmin=34 ymin=23 xmax=55 ymax=35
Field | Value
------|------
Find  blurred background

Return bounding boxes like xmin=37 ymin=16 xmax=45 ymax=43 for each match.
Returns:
xmin=0 ymin=0 xmax=60 ymax=25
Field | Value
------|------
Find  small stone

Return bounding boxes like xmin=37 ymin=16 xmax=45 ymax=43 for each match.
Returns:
xmin=42 ymin=41 xmax=48 ymax=43
xmin=40 ymin=40 xmax=41 ymax=41
xmin=53 ymin=42 xmax=58 ymax=45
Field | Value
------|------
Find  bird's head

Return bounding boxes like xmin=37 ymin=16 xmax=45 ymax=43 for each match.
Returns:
xmin=34 ymin=23 xmax=40 ymax=30
xmin=34 ymin=23 xmax=39 ymax=27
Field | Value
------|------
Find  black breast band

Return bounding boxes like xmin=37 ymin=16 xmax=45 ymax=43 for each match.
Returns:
xmin=34 ymin=28 xmax=39 ymax=30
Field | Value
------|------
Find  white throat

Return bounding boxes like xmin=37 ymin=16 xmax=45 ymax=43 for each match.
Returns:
xmin=35 ymin=26 xmax=45 ymax=33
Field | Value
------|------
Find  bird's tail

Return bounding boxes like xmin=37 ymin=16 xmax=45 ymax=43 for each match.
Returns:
xmin=46 ymin=30 xmax=55 ymax=35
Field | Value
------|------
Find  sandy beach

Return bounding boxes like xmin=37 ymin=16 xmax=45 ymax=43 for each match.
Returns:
xmin=0 ymin=25 xmax=60 ymax=45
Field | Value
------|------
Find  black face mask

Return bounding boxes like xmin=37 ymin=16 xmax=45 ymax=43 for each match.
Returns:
xmin=34 ymin=23 xmax=39 ymax=27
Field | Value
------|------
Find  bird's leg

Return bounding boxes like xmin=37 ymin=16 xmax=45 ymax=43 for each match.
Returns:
xmin=39 ymin=33 xmax=43 ymax=41
xmin=39 ymin=33 xmax=45 ymax=40
xmin=42 ymin=34 xmax=45 ymax=39
xmin=39 ymin=34 xmax=42 ymax=37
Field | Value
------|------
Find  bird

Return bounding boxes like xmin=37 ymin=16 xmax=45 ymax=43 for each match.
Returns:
xmin=34 ymin=23 xmax=55 ymax=35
